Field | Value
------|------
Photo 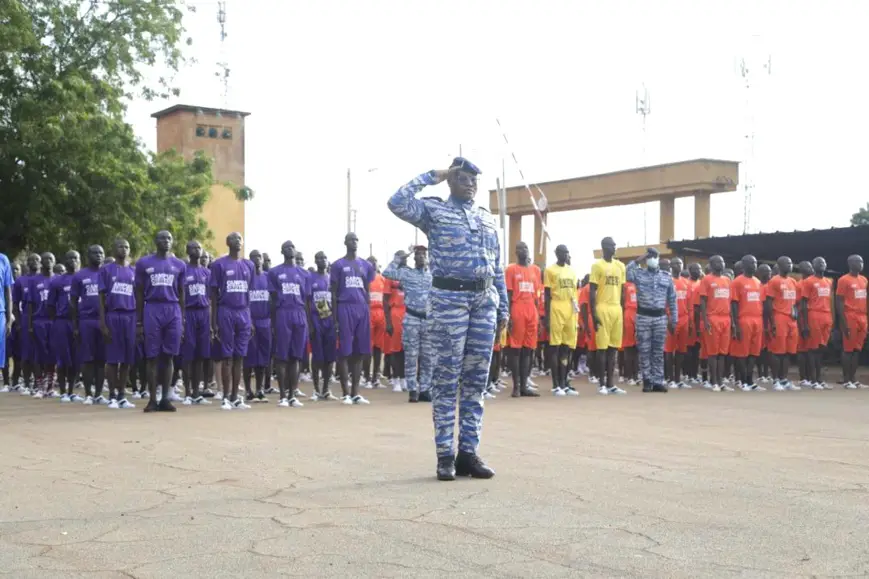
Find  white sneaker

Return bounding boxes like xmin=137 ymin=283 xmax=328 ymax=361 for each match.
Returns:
xmin=712 ymin=385 xmax=721 ymax=392
xmin=812 ymin=383 xmax=825 ymax=390
xmin=844 ymin=382 xmax=858 ymax=390
xmin=0 ymin=386 xmax=9 ymax=393
xmin=589 ymin=376 xmax=600 ymax=384
xmin=214 ymin=391 xmax=223 ymax=400
xmin=82 ymin=395 xmax=94 ymax=405
xmin=608 ymin=386 xmax=627 ymax=395
xmin=288 ymin=397 xmax=303 ymax=408
xmin=857 ymin=382 xmax=868 ymax=389
xmin=220 ymin=398 xmax=233 ymax=410
xmin=117 ymin=399 xmax=135 ymax=409
xmin=341 ymin=395 xmax=353 ymax=405
xmin=352 ymin=395 xmax=370 ymax=405
xmin=293 ymin=389 xmax=307 ymax=399
xmin=526 ymin=378 xmax=538 ymax=388
xmin=70 ymin=394 xmax=84 ymax=403
xmin=278 ymin=398 xmax=290 ymax=408
xmin=392 ymin=383 xmax=403 ymax=393
xmin=60 ymin=394 xmax=71 ymax=403
xmin=799 ymin=379 xmax=812 ymax=387
xmin=721 ymin=385 xmax=735 ymax=392
xmin=680 ymin=382 xmax=692 ymax=389
xmin=597 ymin=386 xmax=608 ymax=395
xmin=193 ymin=395 xmax=211 ymax=405
xmin=363 ymin=380 xmax=374 ymax=390
xmin=483 ymin=390 xmax=496 ymax=399
xmin=94 ymin=395 xmax=109 ymax=405
xmin=233 ymin=398 xmax=251 ymax=410
xmin=108 ymin=399 xmax=119 ymax=409
xmin=140 ymin=390 xmax=150 ymax=399
xmin=564 ymin=386 xmax=580 ymax=396
xmin=132 ymin=391 xmax=142 ymax=399
xmin=32 ymin=391 xmax=44 ymax=399
xmin=47 ymin=390 xmax=60 ymax=398
xmin=168 ymin=391 xmax=183 ymax=402
xmin=785 ymin=382 xmax=801 ymax=391
xmin=322 ymin=391 xmax=339 ymax=401
xmin=668 ymin=381 xmax=678 ymax=390
xmin=400 ymin=378 xmax=408 ymax=391
xmin=821 ymin=382 xmax=834 ymax=390
xmin=552 ymin=387 xmax=566 ymax=397
xmin=182 ymin=396 xmax=194 ymax=405
xmin=773 ymin=382 xmax=786 ymax=391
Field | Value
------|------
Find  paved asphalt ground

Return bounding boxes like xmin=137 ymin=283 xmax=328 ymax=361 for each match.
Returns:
xmin=1 ymin=375 xmax=868 ymax=578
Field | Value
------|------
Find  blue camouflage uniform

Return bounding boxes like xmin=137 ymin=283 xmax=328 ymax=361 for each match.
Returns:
xmin=626 ymin=261 xmax=677 ymax=386
xmin=383 ymin=261 xmax=433 ymax=393
xmin=388 ymin=162 xmax=508 ymax=458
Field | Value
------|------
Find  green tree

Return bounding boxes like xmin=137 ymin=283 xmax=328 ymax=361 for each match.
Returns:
xmin=851 ymin=204 xmax=869 ymax=227
xmin=0 ymin=1 xmax=245 ymax=258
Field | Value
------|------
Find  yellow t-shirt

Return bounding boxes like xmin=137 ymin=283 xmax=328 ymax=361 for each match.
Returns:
xmin=544 ymin=264 xmax=577 ymax=303
xmin=589 ymin=258 xmax=625 ymax=308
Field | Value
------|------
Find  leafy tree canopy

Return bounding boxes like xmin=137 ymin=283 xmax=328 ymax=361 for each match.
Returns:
xmin=0 ymin=0 xmax=240 ymax=259
xmin=851 ymin=203 xmax=869 ymax=227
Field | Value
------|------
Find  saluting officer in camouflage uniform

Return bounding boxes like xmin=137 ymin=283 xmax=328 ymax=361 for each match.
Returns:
xmin=626 ymin=248 xmax=677 ymax=393
xmin=388 ymin=157 xmax=508 ymax=481
xmin=383 ymin=245 xmax=433 ymax=403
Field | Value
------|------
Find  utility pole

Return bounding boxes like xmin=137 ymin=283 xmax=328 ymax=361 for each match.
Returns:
xmin=346 ymin=168 xmax=351 ymax=233
xmin=737 ymin=47 xmax=771 ymax=234
xmin=635 ymin=83 xmax=651 ymax=244
xmin=216 ymin=1 xmax=230 ymax=107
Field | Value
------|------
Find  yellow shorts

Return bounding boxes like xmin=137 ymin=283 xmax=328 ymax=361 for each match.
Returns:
xmin=595 ymin=305 xmax=623 ymax=350
xmin=549 ymin=302 xmax=578 ymax=348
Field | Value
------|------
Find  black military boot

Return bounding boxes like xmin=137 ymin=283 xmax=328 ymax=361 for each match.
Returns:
xmin=437 ymin=455 xmax=456 ymax=481
xmin=652 ymin=383 xmax=668 ymax=393
xmin=455 ymin=451 xmax=495 ymax=479
xmin=642 ymin=379 xmax=653 ymax=393
xmin=408 ymin=390 xmax=419 ymax=403
xmin=418 ymin=390 xmax=432 ymax=402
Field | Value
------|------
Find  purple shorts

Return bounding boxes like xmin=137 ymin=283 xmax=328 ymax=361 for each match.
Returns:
xmin=311 ymin=317 xmax=337 ymax=363
xmin=182 ymin=308 xmax=211 ymax=362
xmin=51 ymin=318 xmax=76 ymax=368
xmin=105 ymin=311 xmax=136 ymax=365
xmin=143 ymin=302 xmax=182 ymax=359
xmin=245 ymin=318 xmax=271 ymax=367
xmin=217 ymin=307 xmax=252 ymax=359
xmin=275 ymin=308 xmax=307 ymax=362
xmin=77 ymin=318 xmax=104 ymax=363
xmin=337 ymin=304 xmax=371 ymax=357
xmin=32 ymin=318 xmax=53 ymax=365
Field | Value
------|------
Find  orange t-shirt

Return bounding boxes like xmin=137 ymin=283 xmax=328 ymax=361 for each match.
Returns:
xmin=698 ymin=274 xmax=731 ymax=317
xmin=578 ymin=284 xmax=590 ymax=313
xmin=505 ymin=263 xmax=541 ymax=306
xmin=766 ymin=275 xmax=798 ymax=317
xmin=369 ymin=274 xmax=385 ymax=309
xmin=383 ymin=279 xmax=405 ymax=310
xmin=623 ymin=282 xmax=637 ymax=312
xmin=730 ymin=275 xmax=764 ymax=318
xmin=672 ymin=277 xmax=692 ymax=320
xmin=836 ymin=274 xmax=868 ymax=315
xmin=801 ymin=276 xmax=832 ymax=313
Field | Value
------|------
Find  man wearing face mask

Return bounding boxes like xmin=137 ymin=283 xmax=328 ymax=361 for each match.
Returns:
xmin=626 ymin=248 xmax=676 ymax=393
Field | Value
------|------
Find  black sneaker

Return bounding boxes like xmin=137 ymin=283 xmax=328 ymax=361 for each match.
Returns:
xmin=418 ymin=391 xmax=432 ymax=402
xmin=455 ymin=451 xmax=495 ymax=479
xmin=256 ymin=390 xmax=266 ymax=401
xmin=436 ymin=455 xmax=456 ymax=481
xmin=408 ymin=390 xmax=419 ymax=403
xmin=157 ymin=398 xmax=177 ymax=412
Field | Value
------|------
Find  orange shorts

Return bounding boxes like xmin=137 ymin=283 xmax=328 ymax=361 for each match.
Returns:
xmin=370 ymin=307 xmax=386 ymax=350
xmin=730 ymin=316 xmax=762 ymax=358
xmin=583 ymin=325 xmax=597 ymax=352
xmin=843 ymin=313 xmax=868 ymax=352
xmin=622 ymin=311 xmax=637 ymax=348
xmin=664 ymin=320 xmax=690 ymax=354
xmin=508 ymin=304 xmax=538 ymax=349
xmin=384 ymin=308 xmax=405 ymax=354
xmin=576 ymin=323 xmax=586 ymax=349
xmin=805 ymin=311 xmax=833 ymax=350
xmin=768 ymin=313 xmax=798 ymax=355
xmin=701 ymin=315 xmax=731 ymax=356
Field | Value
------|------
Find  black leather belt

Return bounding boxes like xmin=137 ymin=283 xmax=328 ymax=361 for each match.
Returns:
xmin=406 ymin=307 xmax=427 ymax=320
xmin=432 ymin=277 xmax=493 ymax=292
xmin=637 ymin=307 xmax=666 ymax=318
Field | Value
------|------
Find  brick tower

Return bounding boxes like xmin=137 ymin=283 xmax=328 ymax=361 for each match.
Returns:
xmin=151 ymin=104 xmax=250 ymax=253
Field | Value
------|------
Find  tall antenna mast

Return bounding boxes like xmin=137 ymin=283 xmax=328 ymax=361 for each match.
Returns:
xmin=635 ymin=83 xmax=651 ymax=244
xmin=737 ymin=44 xmax=771 ymax=234
xmin=216 ymin=1 xmax=230 ymax=107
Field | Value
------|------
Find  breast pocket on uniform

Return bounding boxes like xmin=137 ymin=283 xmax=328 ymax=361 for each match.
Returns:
xmin=434 ymin=210 xmax=468 ymax=246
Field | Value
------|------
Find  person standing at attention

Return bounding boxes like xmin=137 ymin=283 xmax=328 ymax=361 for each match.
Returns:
xmin=388 ymin=157 xmax=506 ymax=481
xmin=836 ymin=255 xmax=867 ymax=389
xmin=543 ymin=245 xmax=578 ymax=396
xmin=589 ymin=237 xmax=627 ymax=395
xmin=626 ymin=248 xmax=676 ymax=393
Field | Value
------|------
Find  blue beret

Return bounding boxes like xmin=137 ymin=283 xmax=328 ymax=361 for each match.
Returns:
xmin=450 ymin=157 xmax=481 ymax=175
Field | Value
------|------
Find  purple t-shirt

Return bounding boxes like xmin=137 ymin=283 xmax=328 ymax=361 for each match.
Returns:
xmin=330 ymin=258 xmax=374 ymax=305
xmin=71 ymin=267 xmax=101 ymax=319
xmin=99 ymin=262 xmax=136 ymax=312
xmin=49 ymin=273 xmax=75 ymax=319
xmin=183 ymin=264 xmax=211 ymax=309
xmin=135 ymin=254 xmax=186 ymax=303
xmin=248 ymin=271 xmax=270 ymax=320
xmin=268 ymin=264 xmax=309 ymax=310
xmin=29 ymin=274 xmax=54 ymax=319
xmin=209 ymin=256 xmax=254 ymax=310
xmin=13 ymin=274 xmax=30 ymax=316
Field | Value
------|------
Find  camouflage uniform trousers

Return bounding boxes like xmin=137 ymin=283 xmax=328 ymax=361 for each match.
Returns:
xmin=637 ymin=314 xmax=667 ymax=386
xmin=402 ymin=312 xmax=432 ymax=393
xmin=428 ymin=286 xmax=498 ymax=458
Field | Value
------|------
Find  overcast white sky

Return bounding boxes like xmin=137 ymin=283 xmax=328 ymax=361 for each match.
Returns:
xmin=126 ymin=0 xmax=869 ymax=274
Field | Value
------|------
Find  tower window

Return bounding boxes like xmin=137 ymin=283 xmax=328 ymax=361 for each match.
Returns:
xmin=208 ymin=127 xmax=218 ymax=138
xmin=222 ymin=128 xmax=232 ymax=139
xmin=195 ymin=125 xmax=206 ymax=137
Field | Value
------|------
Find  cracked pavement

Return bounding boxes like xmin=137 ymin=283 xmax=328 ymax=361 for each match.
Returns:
xmin=1 ymin=382 xmax=868 ymax=578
